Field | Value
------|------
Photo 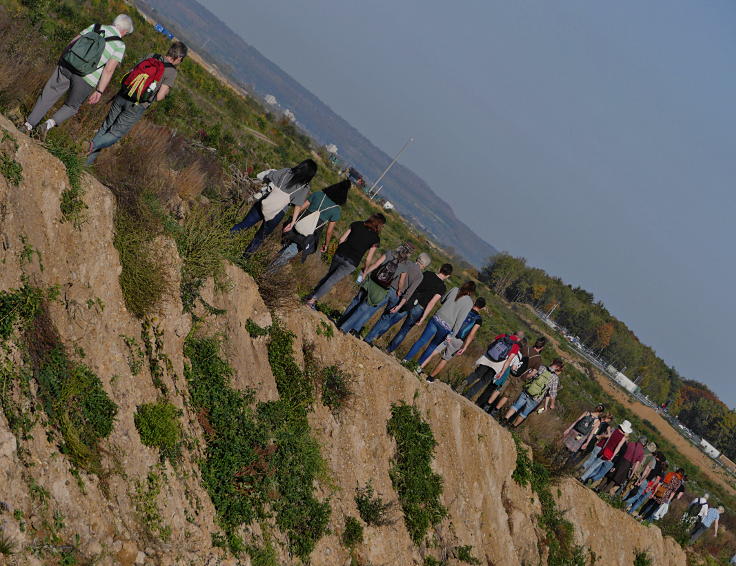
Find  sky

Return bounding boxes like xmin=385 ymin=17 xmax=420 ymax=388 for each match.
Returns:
xmin=204 ymin=0 xmax=736 ymax=406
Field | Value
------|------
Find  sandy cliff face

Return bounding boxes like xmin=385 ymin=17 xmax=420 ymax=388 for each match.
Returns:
xmin=0 ymin=114 xmax=686 ymax=565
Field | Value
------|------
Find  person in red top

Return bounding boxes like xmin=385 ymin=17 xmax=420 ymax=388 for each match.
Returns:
xmin=598 ymin=434 xmax=647 ymax=495
xmin=459 ymin=331 xmax=523 ymax=401
xmin=579 ymin=420 xmax=632 ymax=485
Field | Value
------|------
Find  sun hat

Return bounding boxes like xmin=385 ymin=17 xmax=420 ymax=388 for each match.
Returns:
xmin=646 ymin=441 xmax=657 ymax=452
xmin=619 ymin=420 xmax=633 ymax=434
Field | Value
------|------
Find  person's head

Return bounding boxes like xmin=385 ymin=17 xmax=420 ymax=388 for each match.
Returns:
xmin=457 ymin=280 xmax=476 ymax=300
xmin=364 ymin=213 xmax=386 ymax=233
xmin=473 ymin=297 xmax=486 ymax=311
xmin=602 ymin=413 xmax=613 ymax=422
xmin=534 ymin=337 xmax=547 ymax=351
xmin=438 ymin=263 xmax=453 ymax=278
xmin=323 ymin=179 xmax=351 ymax=206
xmin=717 ymin=506 xmax=725 ymax=513
xmin=676 ymin=467 xmax=685 ymax=475
xmin=638 ymin=435 xmax=648 ymax=446
xmin=514 ymin=330 xmax=525 ymax=340
xmin=646 ymin=441 xmax=657 ymax=452
xmin=619 ymin=420 xmax=633 ymax=435
xmin=417 ymin=253 xmax=432 ymax=269
xmin=165 ymin=41 xmax=188 ymax=65
xmin=113 ymin=14 xmax=134 ymax=36
xmin=703 ymin=493 xmax=711 ymax=501
xmin=289 ymin=159 xmax=318 ymax=186
xmin=550 ymin=358 xmax=564 ymax=372
xmin=594 ymin=403 xmax=605 ymax=414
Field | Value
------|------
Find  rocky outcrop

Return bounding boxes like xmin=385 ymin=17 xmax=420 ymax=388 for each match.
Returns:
xmin=0 ymin=114 xmax=686 ymax=565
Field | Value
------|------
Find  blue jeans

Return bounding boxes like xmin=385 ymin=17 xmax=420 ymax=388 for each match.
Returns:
xmin=231 ymin=203 xmax=285 ymax=253
xmin=269 ymin=242 xmax=299 ymax=270
xmin=625 ymin=483 xmax=650 ymax=514
xmin=579 ymin=445 xmax=602 ymax=475
xmin=87 ymin=95 xmax=146 ymax=164
xmin=462 ymin=365 xmax=496 ymax=399
xmin=339 ymin=288 xmax=398 ymax=334
xmin=403 ymin=317 xmax=451 ymax=365
xmin=581 ymin=457 xmax=614 ymax=482
xmin=364 ymin=304 xmax=423 ymax=349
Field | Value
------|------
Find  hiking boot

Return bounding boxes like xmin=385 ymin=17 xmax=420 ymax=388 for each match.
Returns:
xmin=426 ymin=376 xmax=435 ymax=383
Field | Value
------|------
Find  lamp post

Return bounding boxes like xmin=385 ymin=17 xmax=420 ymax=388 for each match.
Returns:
xmin=369 ymin=137 xmax=414 ymax=199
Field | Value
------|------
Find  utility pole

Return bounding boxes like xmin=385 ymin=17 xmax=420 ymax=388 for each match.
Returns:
xmin=369 ymin=137 xmax=414 ymax=199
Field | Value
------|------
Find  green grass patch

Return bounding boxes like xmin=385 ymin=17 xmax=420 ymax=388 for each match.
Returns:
xmin=185 ymin=325 xmax=330 ymax=561
xmin=355 ymin=481 xmax=394 ymax=526
xmin=245 ymin=318 xmax=270 ymax=338
xmin=46 ymin=139 xmax=87 ymax=228
xmin=0 ymin=152 xmax=22 ymax=186
xmin=341 ymin=516 xmax=364 ymax=550
xmin=633 ymin=550 xmax=653 ymax=566
xmin=455 ymin=545 xmax=481 ymax=564
xmin=386 ymin=402 xmax=447 ymax=545
xmin=0 ymin=282 xmax=49 ymax=340
xmin=319 ymin=365 xmax=353 ymax=416
xmin=134 ymin=401 xmax=183 ymax=462
xmin=0 ymin=529 xmax=16 ymax=556
xmin=511 ymin=434 xmax=589 ymax=566
xmin=133 ymin=470 xmax=172 ymax=541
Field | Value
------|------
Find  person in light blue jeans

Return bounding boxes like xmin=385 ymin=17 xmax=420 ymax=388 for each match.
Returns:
xmin=340 ymin=287 xmax=399 ymax=335
xmin=366 ymin=303 xmax=424 ymax=352
xmin=403 ymin=281 xmax=476 ymax=365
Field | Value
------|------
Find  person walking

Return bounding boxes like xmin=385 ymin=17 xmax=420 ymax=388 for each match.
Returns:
xmin=579 ymin=420 xmax=632 ymax=485
xmin=24 ymin=15 xmax=134 ymax=138
xmin=421 ymin=297 xmax=486 ymax=382
xmin=638 ymin=468 xmax=685 ymax=521
xmin=689 ymin=505 xmax=723 ymax=544
xmin=626 ymin=450 xmax=667 ymax=516
xmin=231 ymin=159 xmax=318 ymax=254
xmin=503 ymin=359 xmax=564 ymax=428
xmin=682 ymin=494 xmax=710 ymax=527
xmin=402 ymin=281 xmax=477 ymax=366
xmin=270 ymin=180 xmax=350 ymax=269
xmin=364 ymin=261 xmax=450 ymax=352
xmin=337 ymin=243 xmax=417 ymax=335
xmin=305 ymin=213 xmax=385 ymax=308
xmin=598 ymin=434 xmax=647 ymax=495
xmin=575 ymin=414 xmax=614 ymax=470
xmin=86 ymin=41 xmax=188 ymax=164
xmin=459 ymin=331 xmax=523 ymax=401
xmin=486 ymin=337 xmax=546 ymax=415
xmin=556 ymin=405 xmax=605 ymax=469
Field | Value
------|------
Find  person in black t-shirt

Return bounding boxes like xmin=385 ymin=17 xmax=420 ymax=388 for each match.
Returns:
xmin=305 ymin=214 xmax=385 ymax=309
xmin=364 ymin=263 xmax=452 ymax=352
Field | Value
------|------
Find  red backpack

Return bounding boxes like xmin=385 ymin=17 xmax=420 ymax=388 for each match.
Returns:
xmin=121 ymin=55 xmax=168 ymax=103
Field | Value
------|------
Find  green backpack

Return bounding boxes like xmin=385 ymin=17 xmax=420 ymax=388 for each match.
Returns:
xmin=62 ymin=24 xmax=121 ymax=76
xmin=525 ymin=368 xmax=555 ymax=398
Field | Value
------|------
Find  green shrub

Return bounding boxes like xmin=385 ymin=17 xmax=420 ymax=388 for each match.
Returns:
xmin=341 ymin=516 xmax=364 ymax=550
xmin=0 ymin=153 xmax=22 ymax=186
xmin=246 ymin=538 xmax=279 ymax=566
xmin=133 ymin=471 xmax=172 ymax=541
xmin=134 ymin=401 xmax=182 ymax=462
xmin=245 ymin=318 xmax=270 ymax=338
xmin=355 ymin=482 xmax=394 ymax=526
xmin=386 ymin=402 xmax=447 ymax=545
xmin=633 ymin=550 xmax=653 ymax=566
xmin=0 ymin=283 xmax=48 ymax=340
xmin=455 ymin=545 xmax=481 ymax=564
xmin=46 ymin=139 xmax=87 ymax=228
xmin=114 ymin=209 xmax=171 ymax=318
xmin=35 ymin=346 xmax=118 ymax=473
xmin=320 ymin=365 xmax=353 ymax=416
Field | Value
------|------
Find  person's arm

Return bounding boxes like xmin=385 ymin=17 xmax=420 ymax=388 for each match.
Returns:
xmin=396 ymin=272 xmax=407 ymax=295
xmin=456 ymin=322 xmax=480 ymax=356
xmin=361 ymin=245 xmax=377 ymax=276
xmin=582 ymin=417 xmax=600 ymax=448
xmin=611 ymin=436 xmax=626 ymax=459
xmin=338 ymin=228 xmax=352 ymax=244
xmin=321 ymin=221 xmax=337 ymax=252
xmin=283 ymin=199 xmax=311 ymax=232
xmin=411 ymin=293 xmax=441 ymax=321
xmin=714 ymin=516 xmax=719 ymax=536
xmin=88 ymin=59 xmax=120 ymax=104
xmin=363 ymin=254 xmax=386 ymax=276
xmin=156 ymin=84 xmax=171 ymax=101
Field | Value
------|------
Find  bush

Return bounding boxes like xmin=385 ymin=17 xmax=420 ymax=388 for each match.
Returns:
xmin=341 ymin=516 xmax=364 ymax=550
xmin=319 ymin=365 xmax=353 ymax=416
xmin=633 ymin=550 xmax=653 ymax=566
xmin=114 ymin=208 xmax=172 ymax=318
xmin=46 ymin=138 xmax=87 ymax=229
xmin=386 ymin=402 xmax=447 ymax=545
xmin=134 ymin=401 xmax=182 ymax=462
xmin=355 ymin=482 xmax=394 ymax=527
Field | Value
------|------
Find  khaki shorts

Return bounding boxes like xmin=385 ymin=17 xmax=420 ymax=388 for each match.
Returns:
xmin=433 ymin=336 xmax=464 ymax=361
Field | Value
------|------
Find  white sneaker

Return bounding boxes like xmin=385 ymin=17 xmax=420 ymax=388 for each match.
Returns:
xmin=23 ymin=121 xmax=33 ymax=132
xmin=43 ymin=119 xmax=55 ymax=131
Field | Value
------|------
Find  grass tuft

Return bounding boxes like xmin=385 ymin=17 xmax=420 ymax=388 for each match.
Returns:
xmin=134 ymin=401 xmax=183 ymax=462
xmin=355 ymin=482 xmax=394 ymax=527
xmin=386 ymin=402 xmax=447 ymax=545
xmin=46 ymin=138 xmax=87 ymax=228
xmin=341 ymin=516 xmax=364 ymax=550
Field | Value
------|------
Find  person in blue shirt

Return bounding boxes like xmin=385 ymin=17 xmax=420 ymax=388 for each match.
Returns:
xmin=690 ymin=505 xmax=723 ymax=544
xmin=419 ymin=297 xmax=485 ymax=381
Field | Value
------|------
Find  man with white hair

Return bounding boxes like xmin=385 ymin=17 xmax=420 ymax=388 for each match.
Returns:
xmin=24 ymin=14 xmax=134 ymax=138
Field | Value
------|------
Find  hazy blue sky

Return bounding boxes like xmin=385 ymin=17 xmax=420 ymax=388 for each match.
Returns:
xmin=204 ymin=0 xmax=736 ymax=406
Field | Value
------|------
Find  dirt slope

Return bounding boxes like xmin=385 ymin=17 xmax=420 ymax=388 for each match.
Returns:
xmin=0 ymin=114 xmax=686 ymax=565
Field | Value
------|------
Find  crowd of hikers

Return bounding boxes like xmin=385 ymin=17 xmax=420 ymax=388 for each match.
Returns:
xmin=18 ymin=12 xmax=727 ymax=554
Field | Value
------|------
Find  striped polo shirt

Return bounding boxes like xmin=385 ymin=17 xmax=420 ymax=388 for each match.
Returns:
xmin=78 ymin=24 xmax=126 ymax=87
